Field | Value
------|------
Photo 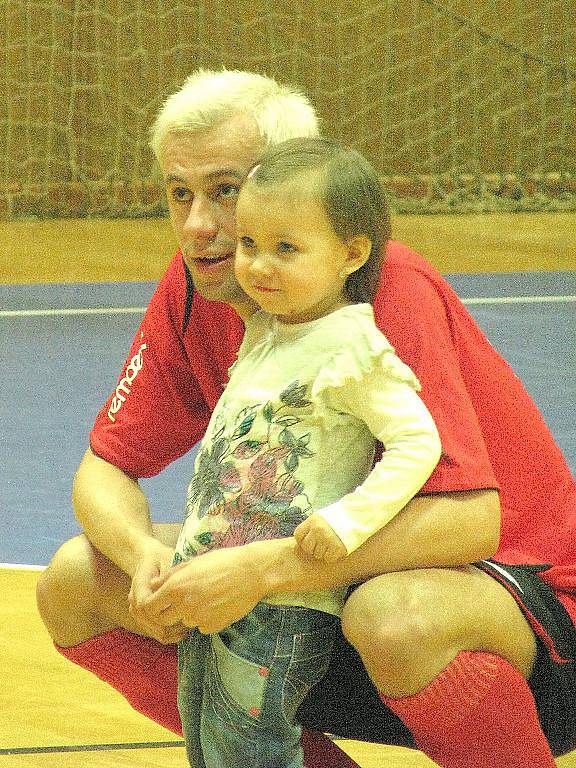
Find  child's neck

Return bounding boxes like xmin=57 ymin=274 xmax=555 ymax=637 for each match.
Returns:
xmin=276 ymin=299 xmax=355 ymax=325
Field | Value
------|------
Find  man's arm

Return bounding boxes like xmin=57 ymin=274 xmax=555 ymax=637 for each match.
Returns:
xmin=73 ymin=448 xmax=161 ymax=577
xmin=73 ymin=448 xmax=184 ymax=639
xmin=142 ymin=488 xmax=500 ymax=634
xmin=263 ymin=488 xmax=500 ymax=591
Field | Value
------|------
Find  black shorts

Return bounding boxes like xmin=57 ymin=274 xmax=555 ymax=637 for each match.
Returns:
xmin=297 ymin=560 xmax=576 ymax=757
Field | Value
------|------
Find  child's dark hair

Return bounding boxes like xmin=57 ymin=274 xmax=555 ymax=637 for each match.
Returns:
xmin=244 ymin=137 xmax=391 ymax=303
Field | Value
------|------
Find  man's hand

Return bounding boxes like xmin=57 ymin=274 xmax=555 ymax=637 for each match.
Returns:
xmin=140 ymin=545 xmax=268 ymax=634
xmin=294 ymin=513 xmax=347 ymax=562
xmin=128 ymin=538 xmax=189 ymax=643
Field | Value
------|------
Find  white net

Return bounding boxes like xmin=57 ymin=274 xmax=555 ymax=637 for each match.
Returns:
xmin=1 ymin=0 xmax=574 ymax=218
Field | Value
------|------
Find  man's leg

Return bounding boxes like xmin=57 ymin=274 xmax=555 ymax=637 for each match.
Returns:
xmin=36 ymin=525 xmax=184 ymax=733
xmin=37 ymin=529 xmax=179 ymax=647
xmin=36 ymin=530 xmax=362 ymax=767
xmin=341 ymin=565 xmax=556 ymax=767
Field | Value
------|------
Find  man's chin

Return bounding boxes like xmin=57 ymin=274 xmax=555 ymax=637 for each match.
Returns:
xmin=192 ymin=277 xmax=249 ymax=307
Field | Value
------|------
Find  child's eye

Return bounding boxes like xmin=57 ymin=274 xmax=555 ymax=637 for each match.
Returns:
xmin=278 ymin=241 xmax=297 ymax=254
xmin=239 ymin=236 xmax=255 ymax=249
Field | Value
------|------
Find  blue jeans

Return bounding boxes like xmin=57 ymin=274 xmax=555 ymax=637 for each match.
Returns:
xmin=178 ymin=602 xmax=338 ymax=768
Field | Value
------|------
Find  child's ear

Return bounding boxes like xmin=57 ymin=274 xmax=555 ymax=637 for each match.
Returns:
xmin=344 ymin=235 xmax=372 ymax=274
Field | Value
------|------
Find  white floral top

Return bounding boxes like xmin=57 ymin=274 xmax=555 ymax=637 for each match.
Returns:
xmin=174 ymin=304 xmax=441 ymax=615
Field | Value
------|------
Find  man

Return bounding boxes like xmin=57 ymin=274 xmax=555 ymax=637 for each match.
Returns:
xmin=37 ymin=69 xmax=576 ymax=767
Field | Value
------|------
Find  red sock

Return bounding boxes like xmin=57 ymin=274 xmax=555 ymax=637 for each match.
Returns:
xmin=56 ymin=629 xmax=360 ymax=767
xmin=55 ymin=629 xmax=182 ymax=734
xmin=380 ymin=651 xmax=555 ymax=768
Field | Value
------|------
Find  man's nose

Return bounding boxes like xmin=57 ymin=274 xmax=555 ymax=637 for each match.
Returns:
xmin=183 ymin=194 xmax=218 ymax=243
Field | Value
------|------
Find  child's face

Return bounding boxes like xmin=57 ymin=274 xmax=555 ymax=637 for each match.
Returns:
xmin=234 ymin=181 xmax=355 ymax=324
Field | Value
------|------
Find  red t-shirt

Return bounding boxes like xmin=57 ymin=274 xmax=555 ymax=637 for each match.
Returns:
xmin=91 ymin=241 xmax=576 ymax=616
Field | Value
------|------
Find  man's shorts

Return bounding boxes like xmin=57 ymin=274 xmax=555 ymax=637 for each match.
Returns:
xmin=297 ymin=559 xmax=576 ymax=757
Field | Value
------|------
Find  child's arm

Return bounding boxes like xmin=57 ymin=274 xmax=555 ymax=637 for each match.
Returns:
xmin=296 ymin=364 xmax=442 ymax=561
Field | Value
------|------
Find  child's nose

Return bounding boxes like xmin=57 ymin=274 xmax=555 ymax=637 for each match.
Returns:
xmin=249 ymin=254 xmax=274 ymax=277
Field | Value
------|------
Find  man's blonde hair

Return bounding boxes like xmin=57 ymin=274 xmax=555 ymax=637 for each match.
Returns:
xmin=150 ymin=69 xmax=319 ymax=158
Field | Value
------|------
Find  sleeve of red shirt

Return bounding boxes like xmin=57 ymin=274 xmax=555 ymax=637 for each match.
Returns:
xmin=90 ymin=255 xmax=211 ymax=478
xmin=375 ymin=246 xmax=499 ymax=494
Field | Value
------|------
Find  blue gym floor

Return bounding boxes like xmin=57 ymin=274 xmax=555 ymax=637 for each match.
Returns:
xmin=1 ymin=272 xmax=575 ymax=567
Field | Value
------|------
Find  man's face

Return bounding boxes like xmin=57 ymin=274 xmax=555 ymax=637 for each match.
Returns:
xmin=158 ymin=114 xmax=264 ymax=308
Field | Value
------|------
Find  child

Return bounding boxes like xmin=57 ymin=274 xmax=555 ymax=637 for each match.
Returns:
xmin=174 ymin=137 xmax=442 ymax=768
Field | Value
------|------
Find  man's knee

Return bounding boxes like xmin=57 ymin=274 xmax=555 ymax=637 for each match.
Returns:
xmin=36 ymin=534 xmax=112 ymax=646
xmin=37 ymin=523 xmax=178 ymax=622
xmin=342 ymin=572 xmax=437 ymax=649
xmin=341 ymin=566 xmax=538 ymax=696
xmin=343 ymin=566 xmax=505 ymax=651
xmin=341 ymin=570 xmax=464 ymax=695
xmin=37 ymin=524 xmax=181 ymax=647
xmin=37 ymin=535 xmax=94 ymax=608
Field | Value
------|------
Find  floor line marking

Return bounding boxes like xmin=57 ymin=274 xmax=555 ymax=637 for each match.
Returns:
xmin=0 ymin=741 xmax=185 ymax=755
xmin=1 ymin=295 xmax=575 ymax=318
xmin=463 ymin=295 xmax=576 ymax=305
xmin=0 ymin=563 xmax=46 ymax=571
xmin=0 ymin=307 xmax=147 ymax=317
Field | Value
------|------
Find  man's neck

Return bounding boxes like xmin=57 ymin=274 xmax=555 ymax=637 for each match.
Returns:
xmin=230 ymin=299 xmax=259 ymax=322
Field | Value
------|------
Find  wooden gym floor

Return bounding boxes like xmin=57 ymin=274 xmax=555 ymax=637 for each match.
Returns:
xmin=1 ymin=211 xmax=574 ymax=284
xmin=1 ymin=213 xmax=574 ymax=766
xmin=4 ymin=568 xmax=576 ymax=767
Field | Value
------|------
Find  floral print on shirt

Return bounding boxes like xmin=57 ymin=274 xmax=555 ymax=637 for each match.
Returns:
xmin=175 ymin=380 xmax=316 ymax=563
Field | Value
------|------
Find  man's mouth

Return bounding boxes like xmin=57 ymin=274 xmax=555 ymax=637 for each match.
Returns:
xmin=191 ymin=253 xmax=234 ymax=272
xmin=195 ymin=254 xmax=232 ymax=264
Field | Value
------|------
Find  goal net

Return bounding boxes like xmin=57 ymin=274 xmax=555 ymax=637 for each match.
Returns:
xmin=1 ymin=0 xmax=574 ymax=218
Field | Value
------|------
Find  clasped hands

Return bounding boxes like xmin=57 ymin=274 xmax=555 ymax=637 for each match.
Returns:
xmin=127 ymin=541 xmax=266 ymax=643
xmin=127 ymin=513 xmax=346 ymax=644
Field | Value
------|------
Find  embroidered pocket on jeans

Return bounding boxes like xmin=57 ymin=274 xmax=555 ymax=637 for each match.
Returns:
xmin=211 ymin=631 xmax=269 ymax=718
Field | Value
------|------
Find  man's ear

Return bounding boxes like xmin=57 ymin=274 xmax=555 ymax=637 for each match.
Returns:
xmin=344 ymin=235 xmax=372 ymax=275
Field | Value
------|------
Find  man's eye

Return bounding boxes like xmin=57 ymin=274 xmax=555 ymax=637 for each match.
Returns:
xmin=217 ymin=183 xmax=240 ymax=200
xmin=239 ymin=236 xmax=255 ymax=248
xmin=278 ymin=241 xmax=297 ymax=254
xmin=171 ymin=187 xmax=192 ymax=202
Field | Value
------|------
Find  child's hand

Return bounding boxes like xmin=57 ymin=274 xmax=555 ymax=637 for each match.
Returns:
xmin=294 ymin=513 xmax=347 ymax=562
